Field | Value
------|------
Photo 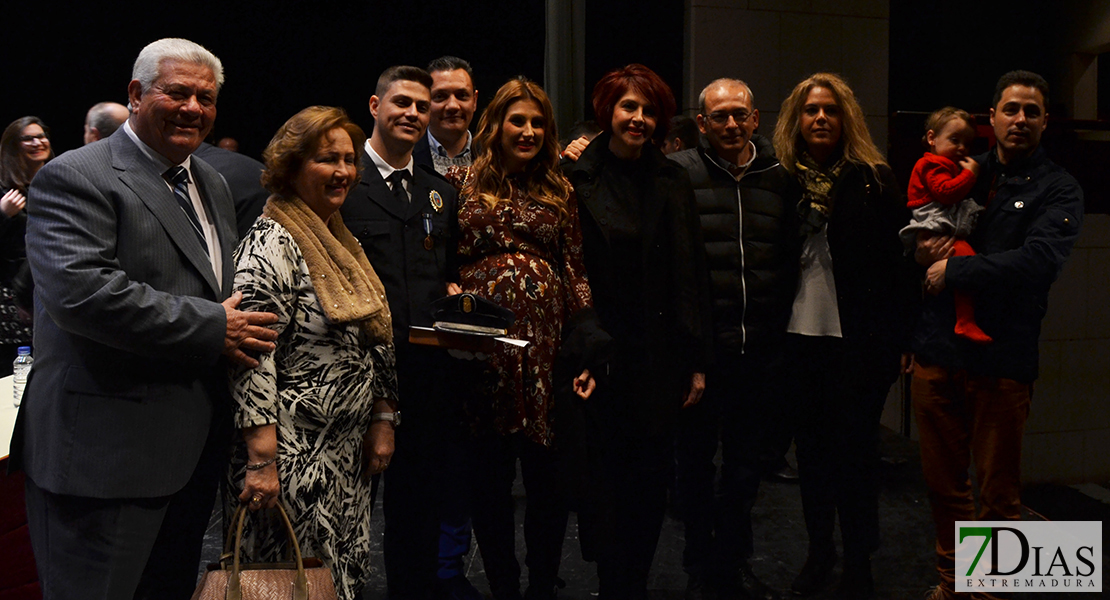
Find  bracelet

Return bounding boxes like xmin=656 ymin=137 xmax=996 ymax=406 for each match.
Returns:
xmin=245 ymin=456 xmax=278 ymax=471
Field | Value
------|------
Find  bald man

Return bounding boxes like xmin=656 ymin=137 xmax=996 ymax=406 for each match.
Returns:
xmin=82 ymin=101 xmax=129 ymax=144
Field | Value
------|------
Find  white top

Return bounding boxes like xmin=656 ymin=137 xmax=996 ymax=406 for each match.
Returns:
xmin=787 ymin=225 xmax=842 ymax=337
xmin=2 ymin=376 xmax=17 ymax=459
xmin=123 ymin=121 xmax=223 ymax=288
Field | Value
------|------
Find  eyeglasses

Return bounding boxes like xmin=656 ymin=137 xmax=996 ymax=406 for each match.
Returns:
xmin=707 ymin=110 xmax=753 ymax=125
xmin=20 ymin=133 xmax=48 ymax=145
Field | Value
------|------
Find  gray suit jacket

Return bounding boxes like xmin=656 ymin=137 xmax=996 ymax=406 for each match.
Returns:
xmin=13 ymin=128 xmax=236 ymax=499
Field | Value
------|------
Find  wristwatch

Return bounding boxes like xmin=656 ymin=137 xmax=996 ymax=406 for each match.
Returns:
xmin=371 ymin=411 xmax=401 ymax=428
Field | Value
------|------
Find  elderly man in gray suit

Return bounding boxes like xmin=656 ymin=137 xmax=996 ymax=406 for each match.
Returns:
xmin=12 ymin=38 xmax=278 ymax=600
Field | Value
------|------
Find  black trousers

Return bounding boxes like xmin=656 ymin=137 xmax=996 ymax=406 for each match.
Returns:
xmin=577 ymin=431 xmax=672 ymax=600
xmin=674 ymin=349 xmax=780 ymax=576
xmin=24 ymin=428 xmax=223 ymax=600
xmin=470 ymin=432 xmax=568 ymax=599
xmin=384 ymin=345 xmax=472 ymax=600
xmin=782 ymin=334 xmax=897 ymax=561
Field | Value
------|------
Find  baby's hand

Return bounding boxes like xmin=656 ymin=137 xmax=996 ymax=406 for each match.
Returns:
xmin=959 ymin=156 xmax=980 ymax=177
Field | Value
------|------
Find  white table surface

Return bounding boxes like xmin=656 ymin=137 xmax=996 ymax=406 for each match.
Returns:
xmin=1 ymin=375 xmax=17 ymax=460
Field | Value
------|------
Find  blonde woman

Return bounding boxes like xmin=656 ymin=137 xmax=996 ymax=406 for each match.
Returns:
xmin=772 ymin=73 xmax=916 ymax=599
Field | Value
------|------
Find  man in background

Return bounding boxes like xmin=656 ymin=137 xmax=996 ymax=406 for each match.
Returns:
xmin=415 ymin=56 xmax=478 ymax=175
xmin=194 ymin=139 xmax=268 ymax=238
xmin=82 ymin=101 xmax=129 ymax=144
xmin=661 ymin=114 xmax=700 ymax=155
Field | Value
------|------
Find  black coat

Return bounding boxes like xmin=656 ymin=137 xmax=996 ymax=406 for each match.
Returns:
xmin=669 ymin=136 xmax=801 ymax=354
xmin=566 ymin=133 xmax=712 ymax=437
xmin=193 ymin=143 xmax=268 ymax=240
xmin=819 ymin=162 xmax=918 ymax=375
xmin=412 ymin=132 xmax=434 ymax=172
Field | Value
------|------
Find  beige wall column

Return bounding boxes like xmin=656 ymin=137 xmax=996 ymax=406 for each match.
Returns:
xmin=684 ymin=0 xmax=890 ymax=152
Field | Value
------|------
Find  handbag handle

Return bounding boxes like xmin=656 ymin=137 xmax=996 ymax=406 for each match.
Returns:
xmin=225 ymin=501 xmax=310 ymax=600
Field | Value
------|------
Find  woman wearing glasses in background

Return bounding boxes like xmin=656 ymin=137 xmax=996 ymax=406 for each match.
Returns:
xmin=0 ymin=117 xmax=53 ymax=372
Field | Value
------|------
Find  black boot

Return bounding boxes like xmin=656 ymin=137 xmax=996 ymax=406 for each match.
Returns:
xmin=790 ymin=545 xmax=836 ymax=596
xmin=524 ymin=576 xmax=565 ymax=600
xmin=685 ymin=572 xmax=716 ymax=600
xmin=837 ymin=556 xmax=875 ymax=600
xmin=724 ymin=563 xmax=782 ymax=600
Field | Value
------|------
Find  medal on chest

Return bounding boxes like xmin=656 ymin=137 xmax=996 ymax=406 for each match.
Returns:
xmin=422 ymin=212 xmax=434 ymax=250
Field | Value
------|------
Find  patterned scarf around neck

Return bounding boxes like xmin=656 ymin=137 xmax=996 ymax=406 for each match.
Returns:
xmin=263 ymin=196 xmax=393 ymax=346
xmin=795 ymin=151 xmax=848 ymax=235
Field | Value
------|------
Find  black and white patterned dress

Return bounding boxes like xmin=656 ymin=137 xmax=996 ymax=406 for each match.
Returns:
xmin=227 ymin=216 xmax=398 ymax=600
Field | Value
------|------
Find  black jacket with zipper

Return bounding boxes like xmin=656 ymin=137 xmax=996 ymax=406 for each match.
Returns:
xmin=669 ymin=136 xmax=801 ymax=355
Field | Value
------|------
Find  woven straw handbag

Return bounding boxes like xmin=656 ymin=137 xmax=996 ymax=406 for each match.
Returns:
xmin=191 ymin=501 xmax=337 ymax=600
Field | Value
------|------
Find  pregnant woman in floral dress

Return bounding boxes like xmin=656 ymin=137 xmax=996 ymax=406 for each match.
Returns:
xmin=447 ymin=77 xmax=596 ymax=600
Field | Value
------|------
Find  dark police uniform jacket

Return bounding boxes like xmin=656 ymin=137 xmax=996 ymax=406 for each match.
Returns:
xmin=340 ymin=154 xmax=459 ymax=344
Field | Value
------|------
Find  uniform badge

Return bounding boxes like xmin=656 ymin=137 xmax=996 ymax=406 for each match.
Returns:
xmin=430 ymin=190 xmax=444 ymax=212
xmin=462 ymin=295 xmax=474 ymax=313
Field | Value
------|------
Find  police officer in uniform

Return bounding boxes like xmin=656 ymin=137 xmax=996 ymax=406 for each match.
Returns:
xmin=340 ymin=65 xmax=461 ymax=600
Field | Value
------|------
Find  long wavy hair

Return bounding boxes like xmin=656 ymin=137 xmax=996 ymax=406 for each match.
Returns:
xmin=773 ymin=73 xmax=886 ymax=179
xmin=464 ymin=77 xmax=571 ymax=223
xmin=1 ymin=116 xmax=53 ymax=193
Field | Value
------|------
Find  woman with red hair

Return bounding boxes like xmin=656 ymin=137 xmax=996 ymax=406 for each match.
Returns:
xmin=565 ymin=64 xmax=711 ymax=599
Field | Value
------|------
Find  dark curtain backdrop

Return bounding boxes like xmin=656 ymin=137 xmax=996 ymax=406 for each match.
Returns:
xmin=890 ymin=0 xmax=1056 ymax=115
xmin=0 ymin=1 xmax=547 ymax=159
xmin=1 ymin=0 xmax=692 ymax=161
xmin=4 ymin=1 xmax=1070 ymax=160
xmin=585 ymin=0 xmax=686 ymax=117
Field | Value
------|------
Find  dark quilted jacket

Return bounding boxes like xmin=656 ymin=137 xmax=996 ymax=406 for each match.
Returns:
xmin=668 ymin=136 xmax=801 ymax=353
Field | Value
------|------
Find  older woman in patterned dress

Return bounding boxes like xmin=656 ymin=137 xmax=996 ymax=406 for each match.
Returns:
xmin=228 ymin=106 xmax=398 ymax=600
xmin=446 ymin=77 xmax=596 ymax=600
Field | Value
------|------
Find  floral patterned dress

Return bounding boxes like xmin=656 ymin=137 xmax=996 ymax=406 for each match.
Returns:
xmin=451 ymin=172 xmax=592 ymax=446
xmin=227 ymin=217 xmax=398 ymax=600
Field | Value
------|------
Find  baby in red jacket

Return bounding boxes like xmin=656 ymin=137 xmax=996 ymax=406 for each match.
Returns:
xmin=900 ymin=107 xmax=991 ymax=344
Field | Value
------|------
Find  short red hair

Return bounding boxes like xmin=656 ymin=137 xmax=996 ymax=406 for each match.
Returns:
xmin=591 ymin=64 xmax=676 ymax=145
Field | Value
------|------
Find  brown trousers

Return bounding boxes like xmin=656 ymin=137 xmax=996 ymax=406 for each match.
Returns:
xmin=912 ymin=360 xmax=1031 ymax=600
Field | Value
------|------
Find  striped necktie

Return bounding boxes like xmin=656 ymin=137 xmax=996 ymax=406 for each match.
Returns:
xmin=164 ymin=166 xmax=209 ymax=255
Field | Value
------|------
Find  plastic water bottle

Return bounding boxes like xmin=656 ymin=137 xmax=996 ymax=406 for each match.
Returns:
xmin=13 ymin=346 xmax=32 ymax=407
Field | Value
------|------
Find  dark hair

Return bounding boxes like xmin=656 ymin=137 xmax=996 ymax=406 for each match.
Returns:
xmin=86 ymin=102 xmax=128 ymax=138
xmin=665 ymin=115 xmax=700 ymax=149
xmin=992 ymin=70 xmax=1049 ymax=108
xmin=261 ymin=106 xmax=366 ymax=198
xmin=465 ymin=77 xmax=570 ymax=222
xmin=427 ymin=56 xmax=473 ymax=80
xmin=1 ymin=116 xmax=53 ymax=193
xmin=591 ymin=64 xmax=676 ymax=145
xmin=375 ymin=66 xmax=433 ymax=98
xmin=922 ymin=106 xmax=975 ymax=148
